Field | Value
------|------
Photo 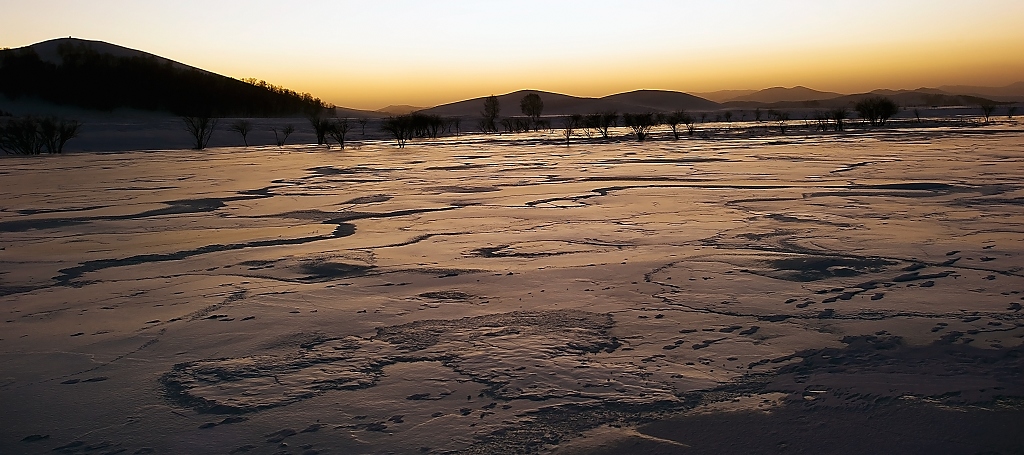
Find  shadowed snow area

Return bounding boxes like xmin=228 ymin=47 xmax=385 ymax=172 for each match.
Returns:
xmin=2 ymin=126 xmax=1024 ymax=454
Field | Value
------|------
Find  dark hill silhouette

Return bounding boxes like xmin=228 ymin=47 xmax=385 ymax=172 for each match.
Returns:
xmin=727 ymin=86 xmax=843 ymax=103
xmin=721 ymin=90 xmax=1000 ymax=110
xmin=602 ymin=90 xmax=719 ymax=111
xmin=421 ymin=89 xmax=720 ymax=117
xmin=377 ymin=105 xmax=428 ymax=115
xmin=0 ymin=38 xmax=327 ymax=117
xmin=26 ymin=38 xmax=201 ymax=73
xmin=839 ymin=90 xmax=997 ymax=108
xmin=692 ymin=89 xmax=758 ymax=103
xmin=935 ymin=82 xmax=1024 ymax=102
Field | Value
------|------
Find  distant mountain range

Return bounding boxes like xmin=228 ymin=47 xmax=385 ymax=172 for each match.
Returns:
xmin=2 ymin=38 xmax=1021 ymax=119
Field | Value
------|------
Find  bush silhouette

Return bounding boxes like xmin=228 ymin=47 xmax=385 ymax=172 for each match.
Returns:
xmin=662 ymin=111 xmax=683 ymax=139
xmin=854 ymin=97 xmax=899 ymax=126
xmin=622 ymin=113 xmax=658 ymax=141
xmin=1 ymin=116 xmax=44 ymax=154
xmin=0 ymin=115 xmax=81 ymax=155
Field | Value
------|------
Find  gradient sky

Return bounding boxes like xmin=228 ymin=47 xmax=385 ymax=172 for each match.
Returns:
xmin=3 ymin=0 xmax=1024 ymax=110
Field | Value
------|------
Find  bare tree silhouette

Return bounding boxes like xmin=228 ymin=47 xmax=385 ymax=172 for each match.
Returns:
xmin=183 ymin=115 xmax=217 ymax=150
xmin=38 ymin=117 xmax=81 ymax=153
xmin=272 ymin=125 xmax=294 ymax=146
xmin=358 ymin=118 xmax=368 ymax=135
xmin=1008 ymin=105 xmax=1019 ymax=119
xmin=481 ymin=95 xmax=500 ymax=133
xmin=681 ymin=111 xmax=696 ymax=136
xmin=830 ymin=108 xmax=848 ymax=131
xmin=0 ymin=117 xmax=43 ymax=155
xmin=813 ymin=110 xmax=829 ymax=131
xmin=328 ymin=118 xmax=350 ymax=148
xmin=979 ymin=103 xmax=996 ymax=123
xmin=769 ymin=110 xmax=790 ymax=134
xmin=381 ymin=115 xmax=413 ymax=148
xmin=622 ymin=113 xmax=658 ymax=141
xmin=449 ymin=117 xmax=462 ymax=136
xmin=520 ymin=93 xmax=544 ymax=129
xmin=560 ymin=115 xmax=579 ymax=146
xmin=228 ymin=119 xmax=252 ymax=146
xmin=307 ymin=107 xmax=332 ymax=145
xmin=663 ymin=111 xmax=684 ymax=139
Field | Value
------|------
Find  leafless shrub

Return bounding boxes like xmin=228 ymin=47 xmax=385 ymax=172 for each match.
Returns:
xmin=228 ymin=119 xmax=252 ymax=146
xmin=980 ymin=103 xmax=997 ymax=123
xmin=182 ymin=116 xmax=217 ymax=150
xmin=831 ymin=108 xmax=848 ymax=131
xmin=328 ymin=118 xmax=350 ymax=148
xmin=381 ymin=115 xmax=413 ymax=148
xmin=1 ymin=116 xmax=43 ymax=155
xmin=768 ymin=110 xmax=790 ymax=134
xmin=272 ymin=124 xmax=294 ymax=146
xmin=560 ymin=115 xmax=579 ymax=146
xmin=38 ymin=117 xmax=81 ymax=153
xmin=307 ymin=107 xmax=332 ymax=145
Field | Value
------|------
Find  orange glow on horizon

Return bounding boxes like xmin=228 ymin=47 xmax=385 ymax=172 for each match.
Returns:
xmin=4 ymin=0 xmax=1024 ymax=110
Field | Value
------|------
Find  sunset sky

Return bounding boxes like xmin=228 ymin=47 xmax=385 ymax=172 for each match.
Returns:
xmin=3 ymin=0 xmax=1024 ymax=110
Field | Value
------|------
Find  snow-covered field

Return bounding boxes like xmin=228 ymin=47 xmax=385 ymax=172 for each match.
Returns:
xmin=2 ymin=125 xmax=1023 ymax=454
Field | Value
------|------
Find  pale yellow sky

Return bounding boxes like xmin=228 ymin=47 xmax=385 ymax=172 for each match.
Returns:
xmin=3 ymin=0 xmax=1023 ymax=109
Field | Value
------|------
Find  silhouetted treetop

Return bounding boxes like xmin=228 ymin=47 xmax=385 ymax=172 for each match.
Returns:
xmin=520 ymin=93 xmax=543 ymax=121
xmin=0 ymin=42 xmax=325 ymax=117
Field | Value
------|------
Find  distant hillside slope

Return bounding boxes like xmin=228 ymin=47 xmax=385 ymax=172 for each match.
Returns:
xmin=421 ymin=89 xmax=720 ymax=117
xmin=727 ymin=86 xmax=844 ymax=103
xmin=936 ymin=82 xmax=1024 ymax=102
xmin=839 ymin=90 xmax=998 ymax=108
xmin=720 ymin=89 xmax=1001 ymax=109
xmin=377 ymin=105 xmax=427 ymax=115
xmin=602 ymin=90 xmax=719 ymax=111
xmin=692 ymin=89 xmax=758 ymax=103
xmin=0 ymin=38 xmax=326 ymax=117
